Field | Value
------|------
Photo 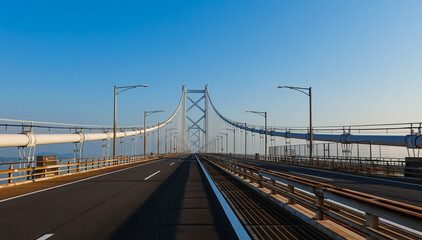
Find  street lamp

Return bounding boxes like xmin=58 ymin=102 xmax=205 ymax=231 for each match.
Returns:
xmin=170 ymin=132 xmax=178 ymax=153
xmin=172 ymin=134 xmax=180 ymax=153
xmin=113 ymin=84 xmax=148 ymax=159
xmin=278 ymin=85 xmax=313 ymax=164
xmin=244 ymin=123 xmax=247 ymax=159
xmin=226 ymin=128 xmax=235 ymax=156
xmin=144 ymin=110 xmax=165 ymax=156
xmin=216 ymin=137 xmax=220 ymax=153
xmin=175 ymin=136 xmax=181 ymax=153
xmin=218 ymin=134 xmax=225 ymax=153
xmin=213 ymin=138 xmax=218 ymax=153
xmin=225 ymin=132 xmax=228 ymax=154
xmin=165 ymin=127 xmax=175 ymax=153
xmin=156 ymin=119 xmax=166 ymax=155
xmin=246 ymin=111 xmax=267 ymax=160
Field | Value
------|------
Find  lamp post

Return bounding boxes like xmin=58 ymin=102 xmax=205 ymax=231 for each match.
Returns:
xmin=244 ymin=123 xmax=247 ymax=159
xmin=170 ymin=132 xmax=178 ymax=154
xmin=225 ymin=133 xmax=228 ymax=154
xmin=214 ymin=138 xmax=217 ymax=153
xmin=172 ymin=134 xmax=180 ymax=153
xmin=113 ymin=84 xmax=148 ymax=159
xmin=157 ymin=121 xmax=164 ymax=155
xmin=219 ymin=135 xmax=224 ymax=153
xmin=216 ymin=135 xmax=221 ymax=153
xmin=278 ymin=85 xmax=313 ymax=164
xmin=214 ymin=139 xmax=217 ymax=153
xmin=175 ymin=136 xmax=181 ymax=153
xmin=144 ymin=110 xmax=165 ymax=156
xmin=226 ymin=128 xmax=235 ymax=156
xmin=260 ymin=131 xmax=263 ymax=153
xmin=246 ymin=111 xmax=267 ymax=160
xmin=166 ymin=128 xmax=175 ymax=153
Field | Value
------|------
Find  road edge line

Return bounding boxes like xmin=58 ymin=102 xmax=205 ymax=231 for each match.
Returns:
xmin=195 ymin=154 xmax=251 ymax=240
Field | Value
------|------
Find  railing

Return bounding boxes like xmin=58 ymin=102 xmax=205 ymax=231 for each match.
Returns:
xmin=267 ymin=155 xmax=410 ymax=177
xmin=0 ymin=153 xmax=177 ymax=187
xmin=201 ymin=154 xmax=422 ymax=240
xmin=222 ymin=153 xmax=421 ymax=178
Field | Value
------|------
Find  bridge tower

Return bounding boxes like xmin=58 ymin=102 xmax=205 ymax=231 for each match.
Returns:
xmin=182 ymin=85 xmax=209 ymax=153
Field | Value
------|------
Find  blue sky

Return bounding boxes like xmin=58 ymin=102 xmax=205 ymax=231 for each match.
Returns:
xmin=1 ymin=0 xmax=422 ymax=128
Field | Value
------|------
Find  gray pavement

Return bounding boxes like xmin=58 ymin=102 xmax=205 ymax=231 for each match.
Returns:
xmin=0 ymin=155 xmax=237 ymax=240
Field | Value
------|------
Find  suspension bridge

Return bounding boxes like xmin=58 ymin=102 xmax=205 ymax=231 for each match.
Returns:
xmin=0 ymin=85 xmax=421 ymax=240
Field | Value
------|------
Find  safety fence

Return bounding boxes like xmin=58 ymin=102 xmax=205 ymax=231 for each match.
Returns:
xmin=201 ymin=154 xmax=422 ymax=240
xmin=227 ymin=152 xmax=421 ymax=178
xmin=267 ymin=155 xmax=411 ymax=177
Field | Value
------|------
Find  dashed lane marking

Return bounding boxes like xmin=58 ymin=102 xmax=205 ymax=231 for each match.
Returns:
xmin=36 ymin=234 xmax=54 ymax=240
xmin=144 ymin=170 xmax=161 ymax=180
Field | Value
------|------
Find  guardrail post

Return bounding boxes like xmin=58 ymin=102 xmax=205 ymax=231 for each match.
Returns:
xmin=287 ymin=185 xmax=295 ymax=204
xmin=249 ymin=172 xmax=254 ymax=183
xmin=270 ymin=179 xmax=276 ymax=194
xmin=8 ymin=164 xmax=13 ymax=184
xmin=365 ymin=213 xmax=379 ymax=240
xmin=315 ymin=194 xmax=324 ymax=220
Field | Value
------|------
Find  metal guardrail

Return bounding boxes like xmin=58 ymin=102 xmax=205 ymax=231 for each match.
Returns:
xmin=228 ymin=153 xmax=421 ymax=178
xmin=202 ymin=154 xmax=422 ymax=240
xmin=0 ymin=154 xmax=178 ymax=186
xmin=267 ymin=155 xmax=411 ymax=177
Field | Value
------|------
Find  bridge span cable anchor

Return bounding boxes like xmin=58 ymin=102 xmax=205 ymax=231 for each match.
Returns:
xmin=17 ymin=121 xmax=36 ymax=181
xmin=102 ymin=130 xmax=110 ymax=158
xmin=73 ymin=129 xmax=85 ymax=172
xmin=406 ymin=123 xmax=421 ymax=158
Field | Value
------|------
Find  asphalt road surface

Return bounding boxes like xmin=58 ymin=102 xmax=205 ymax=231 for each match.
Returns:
xmin=0 ymin=155 xmax=237 ymax=240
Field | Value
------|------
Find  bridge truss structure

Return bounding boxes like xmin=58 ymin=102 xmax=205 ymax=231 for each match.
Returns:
xmin=0 ymin=85 xmax=421 ymax=163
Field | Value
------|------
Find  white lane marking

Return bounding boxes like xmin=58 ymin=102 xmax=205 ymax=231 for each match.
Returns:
xmin=170 ymin=162 xmax=175 ymax=166
xmin=290 ymin=171 xmax=333 ymax=181
xmin=195 ymin=155 xmax=251 ymax=240
xmin=0 ymin=159 xmax=168 ymax=203
xmin=36 ymin=233 xmax=54 ymax=240
xmin=144 ymin=170 xmax=161 ymax=180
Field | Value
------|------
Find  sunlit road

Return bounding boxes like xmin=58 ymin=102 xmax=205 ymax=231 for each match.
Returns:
xmin=0 ymin=155 xmax=237 ymax=240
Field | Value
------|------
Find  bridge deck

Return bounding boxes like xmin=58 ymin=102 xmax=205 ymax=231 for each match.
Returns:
xmin=0 ymin=155 xmax=237 ymax=240
xmin=228 ymin=156 xmax=422 ymax=207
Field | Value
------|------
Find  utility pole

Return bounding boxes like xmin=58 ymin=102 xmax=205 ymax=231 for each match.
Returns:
xmin=245 ymin=123 xmax=247 ymax=159
xmin=157 ymin=122 xmax=160 ymax=154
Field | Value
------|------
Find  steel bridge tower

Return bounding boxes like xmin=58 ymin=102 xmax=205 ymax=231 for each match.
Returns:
xmin=182 ymin=85 xmax=209 ymax=153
